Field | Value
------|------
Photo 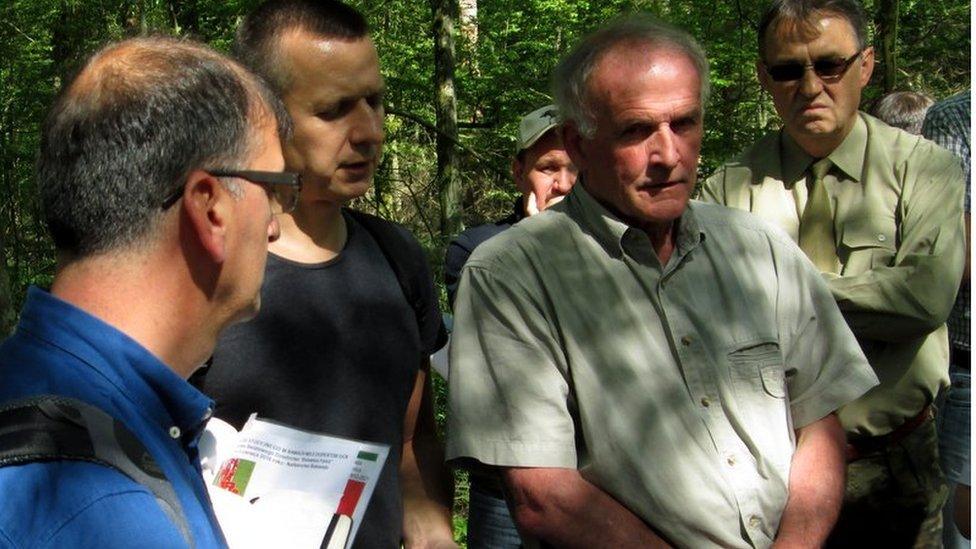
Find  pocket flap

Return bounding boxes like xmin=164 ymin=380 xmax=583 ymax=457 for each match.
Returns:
xmin=728 ymin=342 xmax=785 ymax=398
xmin=840 ymin=218 xmax=895 ymax=251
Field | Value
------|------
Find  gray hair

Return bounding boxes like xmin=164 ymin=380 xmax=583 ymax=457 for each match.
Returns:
xmin=37 ymin=36 xmax=292 ymax=258
xmin=871 ymin=91 xmax=934 ymax=135
xmin=552 ymin=15 xmax=710 ymax=138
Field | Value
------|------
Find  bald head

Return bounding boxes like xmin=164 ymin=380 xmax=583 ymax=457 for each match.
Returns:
xmin=37 ymin=36 xmax=291 ymax=258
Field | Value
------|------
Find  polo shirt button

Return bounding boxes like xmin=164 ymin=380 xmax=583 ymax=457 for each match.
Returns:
xmin=700 ymin=397 xmax=711 ymax=407
xmin=681 ymin=335 xmax=693 ymax=346
xmin=877 ymin=234 xmax=886 ymax=242
xmin=749 ymin=515 xmax=761 ymax=528
xmin=726 ymin=455 xmax=736 ymax=466
xmin=169 ymin=426 xmax=181 ymax=439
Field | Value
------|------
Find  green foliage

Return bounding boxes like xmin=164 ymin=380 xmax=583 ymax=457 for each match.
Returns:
xmin=0 ymin=0 xmax=970 ymax=538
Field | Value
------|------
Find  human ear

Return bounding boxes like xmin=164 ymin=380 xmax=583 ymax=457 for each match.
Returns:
xmin=757 ymin=59 xmax=772 ymax=93
xmin=561 ymin=122 xmax=587 ymax=173
xmin=858 ymin=47 xmax=875 ymax=88
xmin=512 ymin=157 xmax=526 ymax=191
xmin=182 ymin=170 xmax=231 ymax=264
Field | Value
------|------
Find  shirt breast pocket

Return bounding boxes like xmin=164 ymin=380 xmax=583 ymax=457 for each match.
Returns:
xmin=728 ymin=342 xmax=786 ymax=399
xmin=726 ymin=340 xmax=794 ymax=477
xmin=839 ymin=217 xmax=897 ymax=274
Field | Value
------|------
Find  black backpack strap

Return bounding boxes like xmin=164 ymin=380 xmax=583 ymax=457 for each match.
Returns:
xmin=0 ymin=395 xmax=195 ymax=548
xmin=345 ymin=209 xmax=447 ymax=350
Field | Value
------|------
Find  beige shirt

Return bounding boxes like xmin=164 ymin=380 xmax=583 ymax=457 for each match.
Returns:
xmin=700 ymin=113 xmax=966 ymax=437
xmin=447 ymin=184 xmax=877 ymax=548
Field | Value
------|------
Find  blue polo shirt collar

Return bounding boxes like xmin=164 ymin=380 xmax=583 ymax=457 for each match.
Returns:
xmin=17 ymin=287 xmax=214 ymax=441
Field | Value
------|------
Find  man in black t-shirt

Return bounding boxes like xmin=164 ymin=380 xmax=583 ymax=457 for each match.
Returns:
xmin=193 ymin=2 xmax=455 ymax=547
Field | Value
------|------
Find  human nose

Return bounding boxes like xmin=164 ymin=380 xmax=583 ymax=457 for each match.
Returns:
xmin=798 ymin=65 xmax=824 ymax=97
xmin=647 ymin=127 xmax=678 ymax=168
xmin=553 ymin=168 xmax=575 ymax=194
xmin=349 ymin=100 xmax=384 ymax=148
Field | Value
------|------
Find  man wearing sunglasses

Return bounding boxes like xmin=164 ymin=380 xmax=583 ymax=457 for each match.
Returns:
xmin=0 ymin=36 xmax=292 ymax=547
xmin=700 ymin=0 xmax=965 ymax=546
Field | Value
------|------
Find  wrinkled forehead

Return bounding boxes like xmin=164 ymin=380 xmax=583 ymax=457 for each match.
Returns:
xmin=589 ymin=43 xmax=700 ymax=97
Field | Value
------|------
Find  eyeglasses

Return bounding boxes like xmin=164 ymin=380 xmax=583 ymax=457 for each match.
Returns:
xmin=211 ymin=170 xmax=302 ymax=215
xmin=764 ymin=49 xmax=864 ymax=83
xmin=161 ymin=169 xmax=302 ymax=214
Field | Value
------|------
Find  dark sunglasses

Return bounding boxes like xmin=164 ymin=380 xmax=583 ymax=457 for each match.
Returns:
xmin=162 ymin=169 xmax=303 ymax=214
xmin=764 ymin=49 xmax=864 ymax=82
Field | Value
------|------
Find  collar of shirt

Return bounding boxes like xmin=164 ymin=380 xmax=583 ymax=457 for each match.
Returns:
xmin=780 ymin=113 xmax=868 ymax=184
xmin=566 ymin=180 xmax=705 ymax=267
xmin=17 ymin=286 xmax=214 ymax=444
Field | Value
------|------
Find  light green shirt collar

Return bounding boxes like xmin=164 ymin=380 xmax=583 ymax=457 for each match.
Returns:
xmin=780 ymin=113 xmax=867 ymax=183
xmin=569 ymin=179 xmax=704 ymax=264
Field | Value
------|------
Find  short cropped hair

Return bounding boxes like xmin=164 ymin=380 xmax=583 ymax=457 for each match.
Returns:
xmin=552 ymin=15 xmax=710 ymax=138
xmin=233 ymin=0 xmax=369 ymax=96
xmin=36 ymin=36 xmax=291 ymax=257
xmin=758 ymin=0 xmax=869 ymax=59
xmin=871 ymin=91 xmax=934 ymax=135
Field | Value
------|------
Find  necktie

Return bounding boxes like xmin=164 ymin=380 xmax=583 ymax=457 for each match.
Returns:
xmin=798 ymin=158 xmax=839 ymax=273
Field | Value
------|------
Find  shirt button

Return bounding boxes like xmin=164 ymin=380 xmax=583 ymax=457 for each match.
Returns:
xmin=877 ymin=234 xmax=887 ymax=242
xmin=726 ymin=455 xmax=736 ymax=466
xmin=169 ymin=426 xmax=182 ymax=439
xmin=700 ymin=397 xmax=711 ymax=407
xmin=681 ymin=335 xmax=693 ymax=346
xmin=749 ymin=515 xmax=761 ymax=528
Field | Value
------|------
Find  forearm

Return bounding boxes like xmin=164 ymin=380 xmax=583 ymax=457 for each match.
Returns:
xmin=400 ymin=434 xmax=455 ymax=547
xmin=828 ymin=251 xmax=963 ymax=341
xmin=829 ymin=165 xmax=966 ymax=342
xmin=400 ymin=367 xmax=456 ymax=548
xmin=503 ymin=467 xmax=670 ymax=549
xmin=774 ymin=414 xmax=846 ymax=548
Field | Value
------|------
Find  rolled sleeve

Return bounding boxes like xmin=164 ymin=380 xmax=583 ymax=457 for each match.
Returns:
xmin=446 ymin=256 xmax=578 ymax=469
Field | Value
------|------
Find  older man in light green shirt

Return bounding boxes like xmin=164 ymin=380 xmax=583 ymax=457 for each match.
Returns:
xmin=448 ymin=15 xmax=877 ymax=549
xmin=699 ymin=0 xmax=965 ymax=546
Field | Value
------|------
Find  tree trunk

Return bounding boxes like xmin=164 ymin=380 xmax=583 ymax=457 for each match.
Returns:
xmin=430 ymin=0 xmax=462 ymax=237
xmin=877 ymin=0 xmax=899 ymax=93
xmin=0 ymin=239 xmax=16 ymax=339
xmin=169 ymin=0 xmax=199 ymax=37
xmin=459 ymin=0 xmax=477 ymax=45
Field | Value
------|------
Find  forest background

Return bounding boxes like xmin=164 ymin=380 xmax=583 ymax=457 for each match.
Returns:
xmin=0 ymin=0 xmax=970 ymax=543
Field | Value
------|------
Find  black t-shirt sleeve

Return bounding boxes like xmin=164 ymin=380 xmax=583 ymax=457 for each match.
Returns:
xmin=390 ymin=222 xmax=447 ymax=356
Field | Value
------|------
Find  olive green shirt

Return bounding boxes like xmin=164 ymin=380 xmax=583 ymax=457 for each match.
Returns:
xmin=447 ymin=185 xmax=877 ymax=548
xmin=700 ymin=112 xmax=966 ymax=437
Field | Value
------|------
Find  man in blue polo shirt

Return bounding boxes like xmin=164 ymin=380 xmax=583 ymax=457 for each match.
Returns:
xmin=0 ymin=36 xmax=294 ymax=547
